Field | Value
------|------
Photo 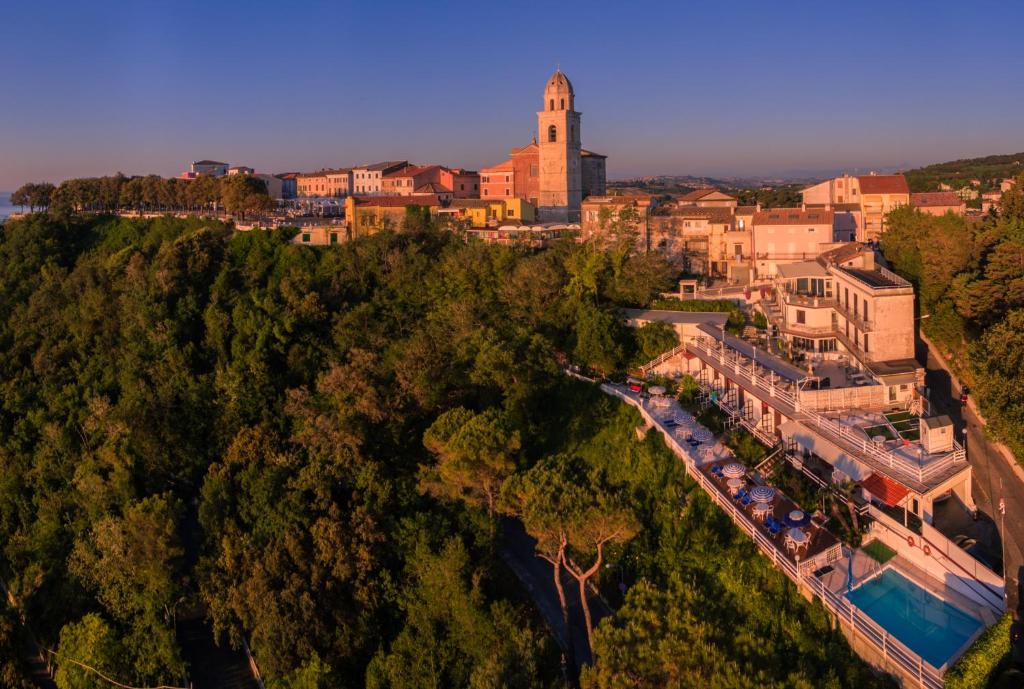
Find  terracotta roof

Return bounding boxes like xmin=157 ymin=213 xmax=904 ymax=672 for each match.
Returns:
xmin=353 ymin=195 xmax=442 ymax=208
xmin=415 ymin=182 xmax=448 ymax=193
xmin=753 ymin=208 xmax=834 ymax=225
xmin=653 ymin=204 xmax=733 ymax=221
xmin=481 ymin=159 xmax=514 ymax=173
xmin=357 ymin=160 xmax=408 ymax=172
xmin=677 ymin=188 xmax=720 ymax=202
xmin=857 ymin=174 xmax=909 ymax=195
xmin=386 ymin=164 xmax=443 ymax=178
xmin=817 ymin=242 xmax=866 ymax=266
xmin=861 ymin=473 xmax=910 ymax=507
xmin=510 ymin=142 xmax=539 ymax=155
xmin=910 ymin=192 xmax=964 ymax=208
xmin=735 ymin=205 xmax=759 ymax=215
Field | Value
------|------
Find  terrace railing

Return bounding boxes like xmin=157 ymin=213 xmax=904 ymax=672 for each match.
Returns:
xmin=687 ymin=337 xmax=965 ymax=486
xmin=598 ymin=383 xmax=946 ymax=689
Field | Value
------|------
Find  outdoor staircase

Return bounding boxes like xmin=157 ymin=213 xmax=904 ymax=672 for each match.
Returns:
xmin=754 ymin=443 xmax=786 ymax=476
xmin=638 ymin=343 xmax=688 ymax=377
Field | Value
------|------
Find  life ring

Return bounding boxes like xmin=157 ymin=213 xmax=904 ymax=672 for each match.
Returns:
xmin=923 ymin=544 xmax=931 ymax=557
xmin=907 ymin=535 xmax=915 ymax=548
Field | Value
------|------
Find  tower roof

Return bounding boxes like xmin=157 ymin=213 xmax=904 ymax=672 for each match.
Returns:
xmin=544 ymin=69 xmax=574 ymax=97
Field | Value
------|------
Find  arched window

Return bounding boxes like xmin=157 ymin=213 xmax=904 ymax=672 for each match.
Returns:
xmin=548 ymin=125 xmax=557 ymax=142
xmin=560 ymin=98 xmax=565 ymax=109
xmin=570 ymin=125 xmax=575 ymax=141
xmin=549 ymin=98 xmax=554 ymax=111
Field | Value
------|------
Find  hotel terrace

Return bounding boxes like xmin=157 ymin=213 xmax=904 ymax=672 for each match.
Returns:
xmin=626 ymin=243 xmax=1004 ymax=668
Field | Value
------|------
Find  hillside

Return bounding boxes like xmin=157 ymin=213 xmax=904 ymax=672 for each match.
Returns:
xmin=904 ymin=152 xmax=1024 ymax=192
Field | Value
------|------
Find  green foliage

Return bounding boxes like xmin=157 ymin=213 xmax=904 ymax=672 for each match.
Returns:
xmin=881 ymin=182 xmax=1024 ymax=464
xmin=365 ymin=538 xmax=552 ymax=689
xmin=904 ymin=152 xmax=1024 ymax=192
xmin=724 ymin=429 xmax=767 ymax=465
xmin=945 ymin=613 xmax=1012 ymax=689
xmin=632 ymin=321 xmax=678 ymax=366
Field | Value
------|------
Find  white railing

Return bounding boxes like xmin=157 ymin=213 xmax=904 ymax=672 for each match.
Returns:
xmin=597 ymin=383 xmax=946 ymax=689
xmin=638 ymin=342 xmax=689 ymax=376
xmin=686 ymin=337 xmax=965 ymax=486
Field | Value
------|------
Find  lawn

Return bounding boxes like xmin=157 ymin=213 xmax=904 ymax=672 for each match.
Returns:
xmin=861 ymin=539 xmax=896 ymax=564
xmin=884 ymin=411 xmax=916 ymax=423
xmin=862 ymin=424 xmax=895 ymax=441
xmin=899 ymin=429 xmax=921 ymax=441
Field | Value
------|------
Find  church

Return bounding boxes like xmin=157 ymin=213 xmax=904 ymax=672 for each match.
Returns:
xmin=480 ymin=70 xmax=606 ymax=222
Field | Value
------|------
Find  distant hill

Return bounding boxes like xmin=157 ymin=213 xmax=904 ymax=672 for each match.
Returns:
xmin=903 ymin=152 xmax=1024 ymax=192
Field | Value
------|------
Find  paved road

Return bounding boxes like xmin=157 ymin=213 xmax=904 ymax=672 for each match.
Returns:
xmin=499 ymin=519 xmax=612 ymax=677
xmin=919 ymin=336 xmax=1024 ymax=614
xmin=178 ymin=619 xmax=262 ymax=689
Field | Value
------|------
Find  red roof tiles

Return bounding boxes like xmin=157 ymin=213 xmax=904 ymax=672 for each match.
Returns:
xmin=857 ymin=175 xmax=909 ymax=195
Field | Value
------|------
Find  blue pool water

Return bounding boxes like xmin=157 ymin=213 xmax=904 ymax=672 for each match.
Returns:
xmin=846 ymin=568 xmax=982 ymax=668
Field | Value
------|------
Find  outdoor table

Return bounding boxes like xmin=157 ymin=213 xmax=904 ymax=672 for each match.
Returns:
xmin=726 ymin=478 xmax=744 ymax=494
xmin=752 ymin=502 xmax=770 ymax=519
xmin=787 ymin=528 xmax=809 ymax=549
xmin=693 ymin=428 xmax=714 ymax=442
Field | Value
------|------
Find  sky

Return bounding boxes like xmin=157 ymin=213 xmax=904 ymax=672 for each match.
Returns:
xmin=2 ymin=0 xmax=1023 ymax=189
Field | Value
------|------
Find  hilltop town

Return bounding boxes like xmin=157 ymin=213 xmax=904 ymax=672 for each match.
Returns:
xmin=3 ymin=69 xmax=1024 ymax=689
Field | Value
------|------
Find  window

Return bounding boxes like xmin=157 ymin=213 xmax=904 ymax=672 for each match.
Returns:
xmin=796 ymin=310 xmax=806 ymax=324
xmin=508 ymin=209 xmax=515 ymax=216
xmin=301 ymin=233 xmax=311 ymax=243
xmin=460 ymin=184 xmax=464 ymax=191
xmin=863 ymin=301 xmax=868 ymax=321
xmin=330 ymin=232 xmax=338 ymax=245
xmin=549 ymin=98 xmax=554 ymax=111
xmin=505 ymin=188 xmax=509 ymax=195
xmin=863 ymin=333 xmax=869 ymax=353
xmin=483 ymin=190 xmax=488 ymax=196
xmin=505 ymin=175 xmax=509 ymax=183
xmin=845 ymin=287 xmax=849 ymax=306
xmin=560 ymin=98 xmax=565 ymax=109
xmin=889 ymin=386 xmax=897 ymax=401
xmin=548 ymin=125 xmax=557 ymax=142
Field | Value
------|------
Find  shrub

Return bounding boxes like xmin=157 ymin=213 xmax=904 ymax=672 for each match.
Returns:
xmin=945 ymin=613 xmax=1012 ymax=689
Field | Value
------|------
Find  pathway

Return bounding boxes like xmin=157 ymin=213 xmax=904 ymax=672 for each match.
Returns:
xmin=918 ymin=333 xmax=1024 ymax=614
xmin=499 ymin=519 xmax=612 ymax=675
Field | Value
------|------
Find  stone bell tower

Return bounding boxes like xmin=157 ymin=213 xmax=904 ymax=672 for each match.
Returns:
xmin=537 ymin=69 xmax=582 ymax=222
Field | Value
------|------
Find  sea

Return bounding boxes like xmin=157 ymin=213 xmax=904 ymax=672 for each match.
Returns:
xmin=0 ymin=192 xmax=14 ymax=221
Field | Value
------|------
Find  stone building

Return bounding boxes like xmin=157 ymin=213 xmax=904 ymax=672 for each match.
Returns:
xmin=481 ymin=70 xmax=606 ymax=222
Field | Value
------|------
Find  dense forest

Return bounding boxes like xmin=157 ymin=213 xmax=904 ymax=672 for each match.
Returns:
xmin=0 ymin=211 xmax=893 ymax=688
xmin=881 ymin=173 xmax=1024 ymax=462
xmin=903 ymin=152 xmax=1024 ymax=192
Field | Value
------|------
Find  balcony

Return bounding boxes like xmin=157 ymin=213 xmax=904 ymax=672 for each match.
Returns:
xmin=834 ymin=299 xmax=874 ymax=332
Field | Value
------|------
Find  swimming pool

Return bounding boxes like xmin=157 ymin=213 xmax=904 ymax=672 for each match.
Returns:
xmin=846 ymin=568 xmax=983 ymax=668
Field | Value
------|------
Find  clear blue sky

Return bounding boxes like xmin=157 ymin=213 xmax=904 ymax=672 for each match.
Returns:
xmin=2 ymin=0 xmax=1023 ymax=189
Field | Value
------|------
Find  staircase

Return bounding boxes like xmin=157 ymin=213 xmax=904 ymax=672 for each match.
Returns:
xmin=638 ymin=342 xmax=688 ymax=377
xmin=754 ymin=443 xmax=786 ymax=475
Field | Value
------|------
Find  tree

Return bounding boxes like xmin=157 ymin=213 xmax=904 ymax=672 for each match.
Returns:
xmin=560 ymin=462 xmax=638 ymax=656
xmin=54 ymin=614 xmax=132 ymax=689
xmin=421 ymin=406 xmax=520 ymax=520
xmin=633 ymin=321 xmax=678 ymax=366
xmin=500 ymin=456 xmax=580 ymax=662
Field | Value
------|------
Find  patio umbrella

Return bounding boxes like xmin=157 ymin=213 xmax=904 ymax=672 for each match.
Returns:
xmin=787 ymin=527 xmax=809 ymax=546
xmin=784 ymin=509 xmax=811 ymax=527
xmin=749 ymin=486 xmax=776 ymax=503
xmin=649 ymin=385 xmax=666 ymax=396
xmin=722 ymin=462 xmax=746 ymax=479
xmin=693 ymin=428 xmax=714 ymax=442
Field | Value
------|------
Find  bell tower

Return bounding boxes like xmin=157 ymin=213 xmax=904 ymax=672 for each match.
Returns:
xmin=537 ymin=69 xmax=582 ymax=222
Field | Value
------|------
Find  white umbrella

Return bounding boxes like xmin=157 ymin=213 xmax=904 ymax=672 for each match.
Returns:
xmin=749 ymin=485 xmax=776 ymax=503
xmin=649 ymin=385 xmax=666 ymax=396
xmin=693 ymin=428 xmax=714 ymax=442
xmin=722 ymin=462 xmax=746 ymax=478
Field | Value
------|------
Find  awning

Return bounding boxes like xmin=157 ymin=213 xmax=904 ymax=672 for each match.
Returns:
xmin=877 ymin=372 xmax=919 ymax=386
xmin=778 ymin=421 xmax=870 ymax=481
xmin=862 ymin=472 xmax=911 ymax=507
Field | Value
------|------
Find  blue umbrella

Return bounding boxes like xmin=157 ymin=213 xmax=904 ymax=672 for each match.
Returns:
xmin=784 ymin=509 xmax=811 ymax=527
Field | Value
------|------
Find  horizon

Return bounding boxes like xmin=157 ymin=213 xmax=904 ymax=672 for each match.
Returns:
xmin=2 ymin=1 xmax=1023 ymax=189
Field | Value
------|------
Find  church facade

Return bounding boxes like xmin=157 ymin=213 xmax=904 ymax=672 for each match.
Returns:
xmin=480 ymin=69 xmax=606 ymax=222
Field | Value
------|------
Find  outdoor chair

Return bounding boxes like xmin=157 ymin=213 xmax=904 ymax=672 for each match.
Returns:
xmin=733 ymin=488 xmax=747 ymax=502
xmin=741 ymin=493 xmax=753 ymax=507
